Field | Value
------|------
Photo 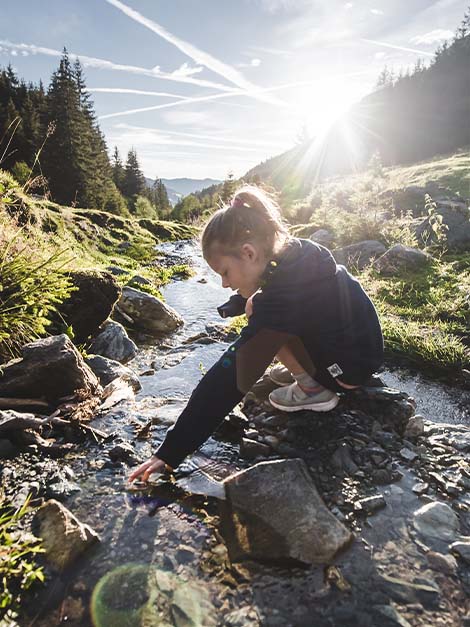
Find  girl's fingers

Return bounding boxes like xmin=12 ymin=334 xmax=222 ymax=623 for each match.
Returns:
xmin=129 ymin=458 xmax=165 ymax=482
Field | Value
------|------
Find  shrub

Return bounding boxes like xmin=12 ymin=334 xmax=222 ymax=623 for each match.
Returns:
xmin=0 ymin=229 xmax=74 ymax=361
xmin=0 ymin=493 xmax=45 ymax=617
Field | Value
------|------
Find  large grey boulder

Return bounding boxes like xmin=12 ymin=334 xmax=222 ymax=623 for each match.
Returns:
xmin=413 ymin=501 xmax=459 ymax=543
xmin=310 ymin=229 xmax=334 ymax=248
xmin=57 ymin=270 xmax=121 ymax=343
xmin=373 ymin=244 xmax=432 ymax=275
xmin=222 ymin=459 xmax=353 ymax=564
xmin=34 ymin=499 xmax=99 ymax=570
xmin=85 ymin=355 xmax=141 ymax=392
xmin=0 ymin=334 xmax=101 ymax=402
xmin=117 ymin=286 xmax=184 ymax=335
xmin=89 ymin=320 xmax=137 ymax=364
xmin=333 ymin=240 xmax=386 ymax=270
xmin=415 ymin=200 xmax=470 ymax=250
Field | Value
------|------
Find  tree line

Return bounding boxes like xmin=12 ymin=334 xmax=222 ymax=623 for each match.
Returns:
xmin=0 ymin=50 xmax=170 ymax=219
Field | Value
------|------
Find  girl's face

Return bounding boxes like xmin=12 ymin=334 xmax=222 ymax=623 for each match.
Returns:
xmin=208 ymin=243 xmax=267 ymax=298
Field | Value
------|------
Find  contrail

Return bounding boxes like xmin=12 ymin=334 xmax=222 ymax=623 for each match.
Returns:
xmin=89 ymin=87 xmax=191 ymax=99
xmin=361 ymin=38 xmax=434 ymax=57
xmin=99 ymin=70 xmax=372 ymax=121
xmin=0 ymin=40 xmax=236 ymax=91
xmin=104 ymin=0 xmax=285 ymax=107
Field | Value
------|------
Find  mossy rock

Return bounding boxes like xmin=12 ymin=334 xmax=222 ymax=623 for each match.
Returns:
xmin=56 ymin=270 xmax=121 ymax=343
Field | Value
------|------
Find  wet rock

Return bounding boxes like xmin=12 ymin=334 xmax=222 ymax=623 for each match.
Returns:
xmin=331 ymin=443 xmax=358 ymax=475
xmin=378 ymin=574 xmax=440 ymax=608
xmin=399 ymin=447 xmax=418 ymax=462
xmin=0 ymin=334 xmax=101 ymax=403
xmin=239 ymin=438 xmax=271 ymax=460
xmin=346 ymin=387 xmax=414 ymax=435
xmin=404 ymin=415 xmax=425 ymax=439
xmin=118 ymin=286 xmax=184 ymax=335
xmin=413 ymin=501 xmax=459 ymax=543
xmin=222 ymin=459 xmax=353 ymax=564
xmin=34 ymin=499 xmax=99 ymax=570
xmin=412 ymin=482 xmax=429 ymax=495
xmin=127 ymin=274 xmax=151 ymax=286
xmin=354 ymin=494 xmax=386 ymax=514
xmin=263 ymin=435 xmax=280 ymax=449
xmin=373 ymin=605 xmax=412 ymax=627
xmin=57 ymin=270 xmax=121 ymax=343
xmin=261 ymin=414 xmax=288 ymax=428
xmin=86 ymin=354 xmax=141 ymax=391
xmin=373 ymin=244 xmax=432 ymax=275
xmin=89 ymin=320 xmax=137 ymax=364
xmin=449 ymin=539 xmax=470 ymax=564
xmin=108 ymin=442 xmax=137 ymax=463
xmin=46 ymin=478 xmax=81 ymax=501
xmin=0 ymin=438 xmax=18 ymax=459
xmin=426 ymin=551 xmax=458 ymax=575
xmin=333 ymin=240 xmax=386 ymax=270
xmin=170 ymin=583 xmax=217 ymax=627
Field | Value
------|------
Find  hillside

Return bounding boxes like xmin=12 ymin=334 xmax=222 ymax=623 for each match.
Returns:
xmin=245 ymin=16 xmax=469 ymax=196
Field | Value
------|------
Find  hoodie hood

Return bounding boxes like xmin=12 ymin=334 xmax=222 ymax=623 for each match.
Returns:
xmin=260 ymin=238 xmax=338 ymax=291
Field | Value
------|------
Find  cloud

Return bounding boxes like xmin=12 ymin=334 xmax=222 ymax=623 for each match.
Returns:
xmin=104 ymin=0 xmax=285 ymax=107
xmin=170 ymin=62 xmax=204 ymax=78
xmin=344 ymin=2 xmax=353 ymax=8
xmin=361 ymin=38 xmax=434 ymax=57
xmin=374 ymin=51 xmax=387 ymax=59
xmin=410 ymin=29 xmax=454 ymax=45
xmin=0 ymin=39 xmax=236 ymax=92
xmin=249 ymin=0 xmax=310 ymax=13
xmin=370 ymin=8 xmax=384 ymax=15
xmin=237 ymin=58 xmax=262 ymax=68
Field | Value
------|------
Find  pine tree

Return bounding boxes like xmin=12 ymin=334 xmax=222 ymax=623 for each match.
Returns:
xmin=123 ymin=148 xmax=146 ymax=209
xmin=220 ymin=171 xmax=236 ymax=203
xmin=112 ymin=146 xmax=125 ymax=192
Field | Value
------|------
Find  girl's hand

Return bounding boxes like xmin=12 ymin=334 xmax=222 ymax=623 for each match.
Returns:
xmin=128 ymin=455 xmax=169 ymax=483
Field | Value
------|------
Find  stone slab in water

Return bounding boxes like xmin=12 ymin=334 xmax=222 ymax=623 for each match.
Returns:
xmin=222 ymin=458 xmax=353 ymax=564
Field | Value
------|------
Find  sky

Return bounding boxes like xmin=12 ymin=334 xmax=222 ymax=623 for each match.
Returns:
xmin=0 ymin=0 xmax=466 ymax=180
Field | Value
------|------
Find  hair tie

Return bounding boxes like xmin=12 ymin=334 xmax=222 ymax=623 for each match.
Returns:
xmin=230 ymin=197 xmax=245 ymax=209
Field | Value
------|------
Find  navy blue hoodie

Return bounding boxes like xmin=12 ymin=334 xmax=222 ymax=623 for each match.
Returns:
xmin=156 ymin=238 xmax=383 ymax=468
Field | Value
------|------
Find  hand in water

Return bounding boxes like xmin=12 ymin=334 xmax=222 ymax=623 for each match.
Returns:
xmin=128 ymin=455 xmax=169 ymax=483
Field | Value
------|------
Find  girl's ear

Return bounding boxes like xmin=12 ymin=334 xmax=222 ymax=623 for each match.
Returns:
xmin=241 ymin=242 xmax=257 ymax=261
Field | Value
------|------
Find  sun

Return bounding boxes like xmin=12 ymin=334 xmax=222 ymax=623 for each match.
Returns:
xmin=293 ymin=79 xmax=366 ymax=139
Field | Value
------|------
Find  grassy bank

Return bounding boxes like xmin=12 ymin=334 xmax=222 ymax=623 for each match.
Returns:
xmin=0 ymin=169 xmax=197 ymax=359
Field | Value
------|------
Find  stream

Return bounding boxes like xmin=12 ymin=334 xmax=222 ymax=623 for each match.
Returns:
xmin=16 ymin=239 xmax=470 ymax=626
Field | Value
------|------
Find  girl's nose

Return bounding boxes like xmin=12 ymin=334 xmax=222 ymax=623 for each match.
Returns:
xmin=222 ymin=278 xmax=230 ymax=289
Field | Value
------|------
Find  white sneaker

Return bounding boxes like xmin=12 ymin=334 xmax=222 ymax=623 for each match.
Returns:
xmin=269 ymin=382 xmax=339 ymax=413
xmin=269 ymin=364 xmax=295 ymax=387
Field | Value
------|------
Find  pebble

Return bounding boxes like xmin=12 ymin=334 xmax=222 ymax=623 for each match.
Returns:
xmin=449 ymin=539 xmax=470 ymax=564
xmin=426 ymin=551 xmax=458 ymax=575
xmin=399 ymin=447 xmax=418 ymax=462
xmin=239 ymin=438 xmax=270 ymax=460
xmin=354 ymin=494 xmax=386 ymax=514
xmin=412 ymin=482 xmax=429 ymax=495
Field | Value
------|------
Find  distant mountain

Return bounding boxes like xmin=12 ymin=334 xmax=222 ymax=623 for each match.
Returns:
xmin=145 ymin=177 xmax=222 ymax=205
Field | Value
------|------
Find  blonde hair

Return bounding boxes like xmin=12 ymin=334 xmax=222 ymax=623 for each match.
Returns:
xmin=201 ymin=185 xmax=289 ymax=260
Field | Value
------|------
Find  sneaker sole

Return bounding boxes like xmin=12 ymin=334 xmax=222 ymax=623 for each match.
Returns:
xmin=268 ymin=393 xmax=339 ymax=413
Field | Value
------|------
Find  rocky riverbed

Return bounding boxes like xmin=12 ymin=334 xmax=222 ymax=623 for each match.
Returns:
xmin=1 ymin=239 xmax=470 ymax=627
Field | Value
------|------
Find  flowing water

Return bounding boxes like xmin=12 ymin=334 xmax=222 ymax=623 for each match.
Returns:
xmin=20 ymin=239 xmax=470 ymax=626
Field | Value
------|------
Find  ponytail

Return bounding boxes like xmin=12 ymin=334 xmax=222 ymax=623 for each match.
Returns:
xmin=201 ymin=185 xmax=289 ymax=260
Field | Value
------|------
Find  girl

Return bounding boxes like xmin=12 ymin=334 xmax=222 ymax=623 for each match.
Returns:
xmin=129 ymin=186 xmax=383 ymax=482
